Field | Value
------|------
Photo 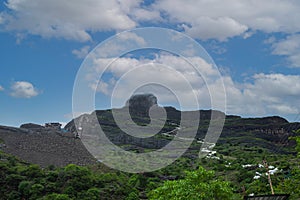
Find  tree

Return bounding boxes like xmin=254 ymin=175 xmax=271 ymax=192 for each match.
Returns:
xmin=292 ymin=129 xmax=300 ymax=156
xmin=18 ymin=180 xmax=32 ymax=199
xmin=277 ymin=168 xmax=300 ymax=200
xmin=42 ymin=193 xmax=71 ymax=200
xmin=276 ymin=129 xmax=300 ymax=199
xmin=148 ymin=166 xmax=239 ymax=200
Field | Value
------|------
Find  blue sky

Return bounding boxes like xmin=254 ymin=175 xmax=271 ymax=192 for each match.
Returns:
xmin=0 ymin=0 xmax=300 ymax=126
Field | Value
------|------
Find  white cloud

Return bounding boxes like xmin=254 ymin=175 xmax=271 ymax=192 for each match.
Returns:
xmin=250 ymin=73 xmax=300 ymax=97
xmin=10 ymin=81 xmax=39 ymax=98
xmin=88 ymin=54 xmax=223 ymax=109
xmin=181 ymin=17 xmax=248 ymax=41
xmin=72 ymin=45 xmax=91 ymax=59
xmin=116 ymin=32 xmax=146 ymax=46
xmin=272 ymin=34 xmax=300 ymax=67
xmin=1 ymin=0 xmax=138 ymax=42
xmin=228 ymin=73 xmax=300 ymax=115
xmin=118 ymin=0 xmax=161 ymax=22
xmin=2 ymin=0 xmax=300 ymax=44
xmin=206 ymin=41 xmax=227 ymax=55
xmin=88 ymin=54 xmax=300 ymax=116
xmin=91 ymin=54 xmax=218 ymax=84
xmin=0 ymin=0 xmax=162 ymax=42
xmin=153 ymin=0 xmax=300 ymax=40
xmin=84 ymin=32 xmax=148 ymax=59
xmin=264 ymin=36 xmax=276 ymax=44
xmin=0 ymin=85 xmax=4 ymax=91
xmin=89 ymin=81 xmax=110 ymax=95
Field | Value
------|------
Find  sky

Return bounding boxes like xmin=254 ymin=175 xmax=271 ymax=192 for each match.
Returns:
xmin=0 ymin=0 xmax=300 ymax=127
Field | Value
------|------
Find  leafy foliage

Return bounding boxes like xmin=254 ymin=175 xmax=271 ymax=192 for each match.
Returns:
xmin=276 ymin=129 xmax=300 ymax=199
xmin=291 ymin=129 xmax=300 ymax=156
xmin=148 ymin=166 xmax=238 ymax=200
xmin=1 ymin=127 xmax=300 ymax=199
xmin=0 ymin=151 xmax=138 ymax=200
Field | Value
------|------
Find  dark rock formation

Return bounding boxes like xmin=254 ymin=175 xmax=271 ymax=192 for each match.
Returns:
xmin=20 ymin=123 xmax=45 ymax=129
xmin=126 ymin=93 xmax=157 ymax=107
xmin=126 ymin=93 xmax=158 ymax=117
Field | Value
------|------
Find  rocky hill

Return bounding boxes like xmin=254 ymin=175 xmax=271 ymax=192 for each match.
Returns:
xmin=1 ymin=94 xmax=300 ymax=167
xmin=66 ymin=94 xmax=299 ymax=154
xmin=0 ymin=125 xmax=96 ymax=167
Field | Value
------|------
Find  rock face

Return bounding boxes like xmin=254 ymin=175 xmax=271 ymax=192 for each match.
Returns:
xmin=126 ymin=93 xmax=158 ymax=117
xmin=0 ymin=125 xmax=96 ymax=167
xmin=20 ymin=123 xmax=45 ymax=129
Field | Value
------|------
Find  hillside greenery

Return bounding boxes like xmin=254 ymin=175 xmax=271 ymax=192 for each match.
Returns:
xmin=1 ymin=129 xmax=300 ymax=200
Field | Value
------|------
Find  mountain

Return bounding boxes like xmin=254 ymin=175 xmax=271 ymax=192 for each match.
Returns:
xmin=0 ymin=125 xmax=96 ymax=167
xmin=0 ymin=94 xmax=300 ymax=167
xmin=66 ymin=94 xmax=299 ymax=155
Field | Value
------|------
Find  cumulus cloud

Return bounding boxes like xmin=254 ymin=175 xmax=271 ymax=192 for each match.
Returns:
xmin=2 ymin=0 xmax=300 ymax=73
xmin=0 ymin=85 xmax=4 ymax=91
xmin=10 ymin=81 xmax=39 ymax=98
xmin=1 ymin=0 xmax=139 ymax=42
xmin=181 ymin=17 xmax=248 ymax=41
xmin=87 ymin=53 xmax=223 ymax=109
xmin=87 ymin=54 xmax=300 ymax=116
xmin=118 ymin=0 xmax=161 ymax=22
xmin=72 ymin=45 xmax=91 ymax=59
xmin=2 ymin=0 xmax=300 ymax=42
xmin=0 ymin=0 xmax=161 ymax=42
xmin=212 ymin=73 xmax=300 ymax=116
xmin=89 ymin=80 xmax=110 ymax=95
xmin=230 ymin=73 xmax=300 ymax=115
xmin=272 ymin=34 xmax=300 ymax=67
xmin=116 ymin=32 xmax=146 ymax=46
xmin=153 ymin=0 xmax=300 ymax=40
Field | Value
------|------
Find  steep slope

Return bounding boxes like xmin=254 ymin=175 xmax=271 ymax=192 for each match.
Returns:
xmin=0 ymin=125 xmax=96 ymax=167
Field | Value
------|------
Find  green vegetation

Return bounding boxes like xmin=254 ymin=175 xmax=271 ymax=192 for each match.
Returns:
xmin=0 ymin=127 xmax=300 ymax=199
xmin=291 ymin=129 xmax=300 ymax=157
xmin=148 ymin=166 xmax=237 ymax=200
xmin=277 ymin=129 xmax=300 ymax=199
xmin=0 ymin=151 xmax=138 ymax=199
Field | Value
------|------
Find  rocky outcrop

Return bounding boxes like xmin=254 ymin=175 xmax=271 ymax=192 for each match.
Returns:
xmin=0 ymin=125 xmax=96 ymax=167
xmin=126 ymin=93 xmax=158 ymax=117
xmin=20 ymin=123 xmax=45 ymax=129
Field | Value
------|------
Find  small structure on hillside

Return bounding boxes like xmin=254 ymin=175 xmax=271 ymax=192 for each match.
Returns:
xmin=45 ymin=123 xmax=62 ymax=130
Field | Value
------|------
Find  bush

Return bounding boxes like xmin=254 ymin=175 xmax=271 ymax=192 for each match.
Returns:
xmin=148 ymin=166 xmax=239 ymax=200
xmin=42 ymin=193 xmax=71 ymax=200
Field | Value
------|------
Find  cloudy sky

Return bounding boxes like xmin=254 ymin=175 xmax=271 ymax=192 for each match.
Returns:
xmin=0 ymin=0 xmax=300 ymax=126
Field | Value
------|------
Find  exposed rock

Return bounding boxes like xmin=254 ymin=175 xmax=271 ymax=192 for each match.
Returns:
xmin=0 ymin=125 xmax=96 ymax=167
xmin=126 ymin=93 xmax=158 ymax=107
xmin=126 ymin=93 xmax=158 ymax=117
xmin=20 ymin=123 xmax=44 ymax=129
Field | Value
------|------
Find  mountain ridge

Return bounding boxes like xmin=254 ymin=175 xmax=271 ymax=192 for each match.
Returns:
xmin=0 ymin=95 xmax=299 ymax=167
